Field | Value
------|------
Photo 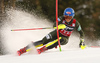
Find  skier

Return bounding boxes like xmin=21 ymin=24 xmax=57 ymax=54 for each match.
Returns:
xmin=17 ymin=8 xmax=86 ymax=56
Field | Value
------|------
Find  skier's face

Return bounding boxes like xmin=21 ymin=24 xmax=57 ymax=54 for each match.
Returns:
xmin=64 ymin=16 xmax=72 ymax=22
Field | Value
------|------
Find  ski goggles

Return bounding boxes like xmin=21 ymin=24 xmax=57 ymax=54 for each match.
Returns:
xmin=64 ymin=16 xmax=73 ymax=19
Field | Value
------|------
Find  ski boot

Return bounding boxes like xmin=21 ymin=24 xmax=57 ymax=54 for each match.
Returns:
xmin=17 ymin=47 xmax=26 ymax=56
xmin=37 ymin=46 xmax=48 ymax=54
xmin=55 ymin=46 xmax=57 ymax=49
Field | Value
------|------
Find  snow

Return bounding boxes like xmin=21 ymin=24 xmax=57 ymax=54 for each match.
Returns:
xmin=0 ymin=9 xmax=100 ymax=63
xmin=0 ymin=48 xmax=100 ymax=63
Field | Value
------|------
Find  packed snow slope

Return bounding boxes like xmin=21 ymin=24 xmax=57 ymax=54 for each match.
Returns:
xmin=0 ymin=9 xmax=100 ymax=63
xmin=0 ymin=48 xmax=100 ymax=63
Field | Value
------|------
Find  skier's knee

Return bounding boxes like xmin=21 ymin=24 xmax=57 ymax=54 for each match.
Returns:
xmin=60 ymin=37 xmax=68 ymax=45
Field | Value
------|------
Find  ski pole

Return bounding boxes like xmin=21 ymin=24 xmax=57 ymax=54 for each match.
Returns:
xmin=88 ymin=46 xmax=100 ymax=48
xmin=11 ymin=27 xmax=54 ymax=31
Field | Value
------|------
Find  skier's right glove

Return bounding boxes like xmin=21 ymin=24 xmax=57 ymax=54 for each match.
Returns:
xmin=54 ymin=24 xmax=66 ymax=30
xmin=79 ymin=39 xmax=86 ymax=49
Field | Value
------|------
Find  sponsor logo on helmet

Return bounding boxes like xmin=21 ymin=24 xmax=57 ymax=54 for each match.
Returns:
xmin=66 ymin=12 xmax=71 ymax=14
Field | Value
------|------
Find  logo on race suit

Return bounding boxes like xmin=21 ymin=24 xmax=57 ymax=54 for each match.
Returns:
xmin=62 ymin=21 xmax=65 ymax=23
xmin=46 ymin=34 xmax=50 ymax=39
xmin=66 ymin=12 xmax=71 ymax=14
xmin=72 ymin=23 xmax=75 ymax=27
xmin=65 ymin=26 xmax=74 ymax=30
xmin=67 ymin=32 xmax=69 ymax=34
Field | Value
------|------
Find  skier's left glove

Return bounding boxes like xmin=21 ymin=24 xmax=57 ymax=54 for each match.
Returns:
xmin=79 ymin=39 xmax=86 ymax=49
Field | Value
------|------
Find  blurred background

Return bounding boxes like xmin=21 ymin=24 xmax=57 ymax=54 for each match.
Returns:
xmin=0 ymin=0 xmax=100 ymax=54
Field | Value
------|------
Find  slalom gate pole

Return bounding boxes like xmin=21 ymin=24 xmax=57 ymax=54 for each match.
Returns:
xmin=11 ymin=27 xmax=54 ymax=31
xmin=56 ymin=0 xmax=61 ymax=51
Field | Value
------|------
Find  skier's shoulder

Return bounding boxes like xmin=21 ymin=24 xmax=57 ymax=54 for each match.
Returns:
xmin=73 ymin=18 xmax=80 ymax=25
xmin=73 ymin=18 xmax=82 ymax=28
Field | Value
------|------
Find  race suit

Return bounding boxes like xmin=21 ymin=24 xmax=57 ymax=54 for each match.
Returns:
xmin=26 ymin=16 xmax=84 ymax=49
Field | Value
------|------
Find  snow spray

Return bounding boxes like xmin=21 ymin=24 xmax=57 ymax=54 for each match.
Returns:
xmin=0 ymin=9 xmax=53 ymax=54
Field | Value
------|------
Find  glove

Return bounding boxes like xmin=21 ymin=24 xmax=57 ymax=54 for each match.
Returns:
xmin=79 ymin=39 xmax=86 ymax=49
xmin=54 ymin=24 xmax=66 ymax=30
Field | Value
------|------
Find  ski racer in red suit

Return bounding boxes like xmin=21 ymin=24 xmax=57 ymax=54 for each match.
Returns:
xmin=17 ymin=8 xmax=86 ymax=56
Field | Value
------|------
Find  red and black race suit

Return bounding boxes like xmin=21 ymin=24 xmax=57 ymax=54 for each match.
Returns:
xmin=59 ymin=19 xmax=76 ymax=37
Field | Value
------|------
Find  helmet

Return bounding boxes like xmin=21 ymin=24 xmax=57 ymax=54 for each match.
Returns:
xmin=64 ymin=8 xmax=75 ymax=17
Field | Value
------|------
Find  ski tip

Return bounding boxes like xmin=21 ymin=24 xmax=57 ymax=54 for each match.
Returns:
xmin=37 ymin=49 xmax=41 ymax=54
xmin=17 ymin=51 xmax=21 ymax=56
